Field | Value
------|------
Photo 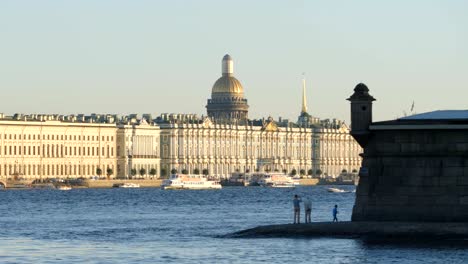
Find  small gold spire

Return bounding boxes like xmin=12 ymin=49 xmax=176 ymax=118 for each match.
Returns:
xmin=301 ymin=74 xmax=308 ymax=114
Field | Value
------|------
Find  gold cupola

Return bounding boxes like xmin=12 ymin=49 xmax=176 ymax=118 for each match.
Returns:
xmin=211 ymin=54 xmax=244 ymax=98
xmin=206 ymin=54 xmax=249 ymax=124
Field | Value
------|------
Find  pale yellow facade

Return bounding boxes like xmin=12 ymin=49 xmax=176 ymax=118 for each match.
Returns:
xmin=116 ymin=121 xmax=160 ymax=178
xmin=159 ymin=117 xmax=312 ymax=178
xmin=0 ymin=118 xmax=116 ymax=180
xmin=316 ymin=125 xmax=362 ymax=177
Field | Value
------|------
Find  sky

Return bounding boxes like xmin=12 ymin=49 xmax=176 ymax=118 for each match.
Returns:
xmin=0 ymin=0 xmax=467 ymax=123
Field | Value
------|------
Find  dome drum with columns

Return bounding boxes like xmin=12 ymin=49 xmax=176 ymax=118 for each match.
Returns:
xmin=206 ymin=54 xmax=249 ymax=123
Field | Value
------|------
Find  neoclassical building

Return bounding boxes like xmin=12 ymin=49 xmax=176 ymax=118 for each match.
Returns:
xmin=158 ymin=116 xmax=311 ymax=178
xmin=116 ymin=118 xmax=160 ymax=178
xmin=0 ymin=54 xmax=361 ymax=181
xmin=0 ymin=114 xmax=117 ymax=180
xmin=314 ymin=121 xmax=362 ymax=177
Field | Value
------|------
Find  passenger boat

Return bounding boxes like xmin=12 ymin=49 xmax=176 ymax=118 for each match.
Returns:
xmin=113 ymin=183 xmax=140 ymax=188
xmin=161 ymin=174 xmax=222 ymax=190
xmin=56 ymin=185 xmax=72 ymax=191
xmin=220 ymin=173 xmax=248 ymax=187
xmin=258 ymin=174 xmax=296 ymax=188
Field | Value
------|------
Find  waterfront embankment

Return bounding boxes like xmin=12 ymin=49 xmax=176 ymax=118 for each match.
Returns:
xmin=229 ymin=221 xmax=468 ymax=240
xmin=298 ymin=178 xmax=319 ymax=186
xmin=84 ymin=179 xmax=163 ymax=188
xmin=3 ymin=178 xmax=317 ymax=189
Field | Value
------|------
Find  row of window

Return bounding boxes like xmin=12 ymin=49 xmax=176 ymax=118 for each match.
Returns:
xmin=163 ymin=135 xmax=311 ymax=143
xmin=163 ymin=146 xmax=311 ymax=159
xmin=1 ymin=164 xmax=114 ymax=176
xmin=1 ymin=145 xmax=114 ymax=157
xmin=1 ymin=134 xmax=114 ymax=141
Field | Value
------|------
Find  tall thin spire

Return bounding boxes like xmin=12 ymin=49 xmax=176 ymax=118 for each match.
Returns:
xmin=301 ymin=74 xmax=308 ymax=114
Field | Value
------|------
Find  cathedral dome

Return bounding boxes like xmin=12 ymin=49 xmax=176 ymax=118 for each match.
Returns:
xmin=212 ymin=75 xmax=244 ymax=96
xmin=211 ymin=54 xmax=244 ymax=97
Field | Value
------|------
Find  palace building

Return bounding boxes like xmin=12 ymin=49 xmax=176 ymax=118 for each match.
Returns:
xmin=0 ymin=54 xmax=361 ymax=181
xmin=116 ymin=117 xmax=161 ymax=179
xmin=0 ymin=114 xmax=117 ymax=180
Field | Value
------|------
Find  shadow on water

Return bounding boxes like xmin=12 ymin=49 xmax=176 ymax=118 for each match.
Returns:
xmin=359 ymin=237 xmax=468 ymax=249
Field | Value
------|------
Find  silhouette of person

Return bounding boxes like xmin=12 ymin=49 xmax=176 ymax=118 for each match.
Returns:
xmin=303 ymin=198 xmax=312 ymax=223
xmin=293 ymin=194 xmax=302 ymax=224
xmin=333 ymin=204 xmax=338 ymax=222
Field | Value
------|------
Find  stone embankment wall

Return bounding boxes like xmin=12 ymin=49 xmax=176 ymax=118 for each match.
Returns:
xmin=298 ymin=179 xmax=319 ymax=186
xmin=353 ymin=129 xmax=468 ymax=222
xmin=85 ymin=179 xmax=163 ymax=188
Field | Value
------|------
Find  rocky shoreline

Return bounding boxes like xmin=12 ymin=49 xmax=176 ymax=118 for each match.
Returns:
xmin=229 ymin=221 xmax=468 ymax=240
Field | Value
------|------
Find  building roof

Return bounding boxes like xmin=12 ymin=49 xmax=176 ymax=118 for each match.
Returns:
xmin=370 ymin=110 xmax=468 ymax=130
xmin=399 ymin=110 xmax=468 ymax=120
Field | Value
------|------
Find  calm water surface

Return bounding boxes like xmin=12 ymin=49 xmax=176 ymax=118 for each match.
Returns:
xmin=0 ymin=185 xmax=467 ymax=263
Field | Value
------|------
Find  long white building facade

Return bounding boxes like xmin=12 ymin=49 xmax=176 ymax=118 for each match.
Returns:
xmin=158 ymin=116 xmax=311 ymax=178
xmin=0 ymin=55 xmax=361 ymax=181
xmin=0 ymin=114 xmax=117 ymax=180
xmin=116 ymin=118 xmax=160 ymax=178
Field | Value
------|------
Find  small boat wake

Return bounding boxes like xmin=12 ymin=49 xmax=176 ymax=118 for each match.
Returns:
xmin=327 ymin=187 xmax=355 ymax=193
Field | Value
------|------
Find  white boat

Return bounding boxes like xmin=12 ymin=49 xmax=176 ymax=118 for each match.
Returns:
xmin=258 ymin=174 xmax=296 ymax=188
xmin=327 ymin=187 xmax=350 ymax=193
xmin=113 ymin=183 xmax=140 ymax=188
xmin=56 ymin=185 xmax=72 ymax=191
xmin=161 ymin=174 xmax=222 ymax=190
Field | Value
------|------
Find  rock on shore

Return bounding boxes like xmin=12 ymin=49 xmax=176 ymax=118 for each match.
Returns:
xmin=229 ymin=221 xmax=468 ymax=240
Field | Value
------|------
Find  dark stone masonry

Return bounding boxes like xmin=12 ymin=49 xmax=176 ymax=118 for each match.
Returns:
xmin=348 ymin=83 xmax=468 ymax=222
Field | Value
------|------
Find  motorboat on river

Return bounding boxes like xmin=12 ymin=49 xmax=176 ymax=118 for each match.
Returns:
xmin=56 ymin=185 xmax=72 ymax=191
xmin=161 ymin=174 xmax=222 ymax=190
xmin=258 ymin=173 xmax=296 ymax=188
xmin=113 ymin=183 xmax=140 ymax=188
xmin=327 ymin=187 xmax=355 ymax=193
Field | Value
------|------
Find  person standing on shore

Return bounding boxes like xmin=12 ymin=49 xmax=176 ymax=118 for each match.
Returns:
xmin=303 ymin=198 xmax=312 ymax=223
xmin=293 ymin=195 xmax=302 ymax=224
xmin=332 ymin=204 xmax=338 ymax=222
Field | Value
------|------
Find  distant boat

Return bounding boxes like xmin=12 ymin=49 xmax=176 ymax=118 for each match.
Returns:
xmin=258 ymin=174 xmax=297 ymax=188
xmin=113 ymin=183 xmax=140 ymax=188
xmin=161 ymin=174 xmax=222 ymax=190
xmin=327 ymin=187 xmax=348 ymax=193
xmin=56 ymin=185 xmax=72 ymax=191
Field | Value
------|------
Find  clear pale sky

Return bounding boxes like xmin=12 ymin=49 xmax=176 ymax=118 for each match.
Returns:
xmin=1 ymin=0 xmax=467 ymax=123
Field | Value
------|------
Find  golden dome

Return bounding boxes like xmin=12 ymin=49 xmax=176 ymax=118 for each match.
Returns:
xmin=212 ymin=75 xmax=244 ymax=96
xmin=211 ymin=54 xmax=244 ymax=97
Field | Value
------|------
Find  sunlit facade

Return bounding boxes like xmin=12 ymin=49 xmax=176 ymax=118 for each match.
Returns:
xmin=158 ymin=115 xmax=312 ymax=178
xmin=0 ymin=114 xmax=116 ymax=180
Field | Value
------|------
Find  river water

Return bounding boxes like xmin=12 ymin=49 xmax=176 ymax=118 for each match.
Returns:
xmin=0 ymin=185 xmax=467 ymax=263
